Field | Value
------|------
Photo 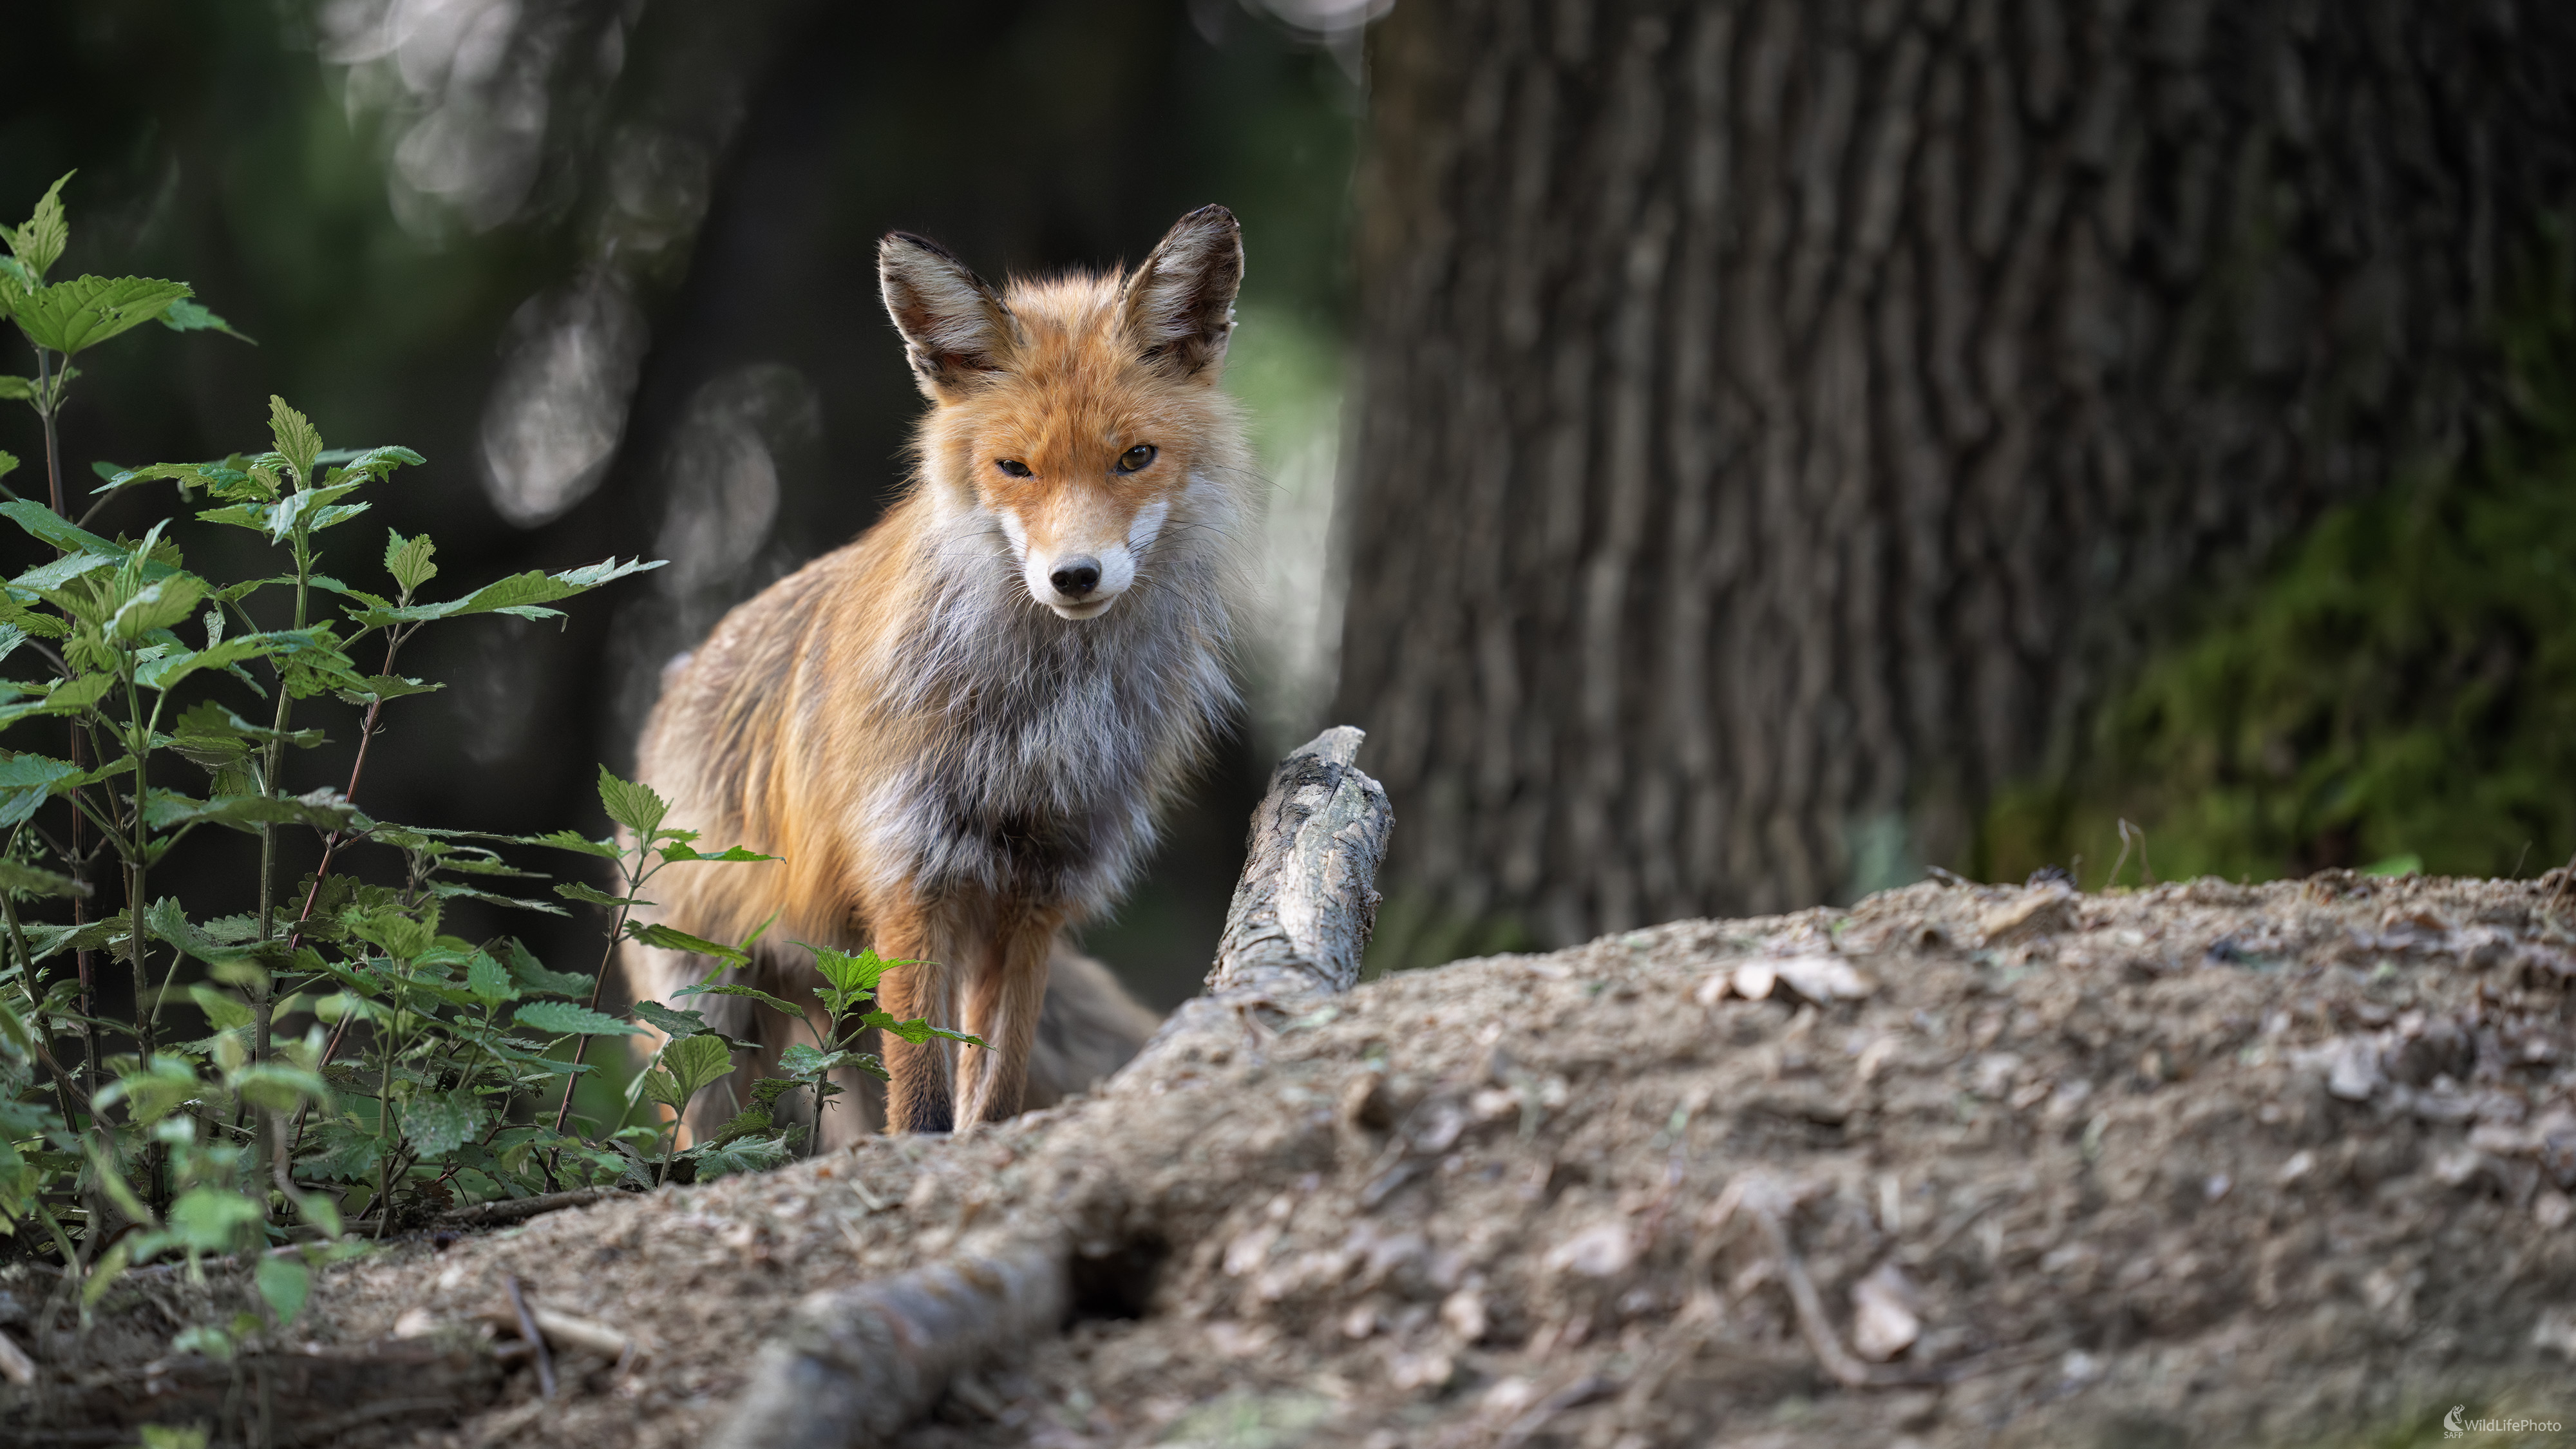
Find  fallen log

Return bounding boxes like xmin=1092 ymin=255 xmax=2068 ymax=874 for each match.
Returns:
xmin=705 ymin=726 xmax=1393 ymax=1449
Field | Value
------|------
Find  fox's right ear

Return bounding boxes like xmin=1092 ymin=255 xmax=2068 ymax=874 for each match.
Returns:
xmin=880 ymin=233 xmax=1019 ymax=401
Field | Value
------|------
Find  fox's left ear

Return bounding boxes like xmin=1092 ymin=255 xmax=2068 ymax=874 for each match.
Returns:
xmin=1123 ymin=205 xmax=1242 ymax=379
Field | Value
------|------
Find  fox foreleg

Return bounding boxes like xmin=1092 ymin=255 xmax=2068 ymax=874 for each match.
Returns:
xmin=875 ymin=902 xmax=960 ymax=1135
xmin=956 ymin=910 xmax=1062 ymax=1128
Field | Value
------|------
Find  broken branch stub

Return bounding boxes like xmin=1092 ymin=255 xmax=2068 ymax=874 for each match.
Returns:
xmin=1128 ymin=726 xmax=1393 ymax=1072
xmin=1208 ymin=724 xmax=1391 ymax=999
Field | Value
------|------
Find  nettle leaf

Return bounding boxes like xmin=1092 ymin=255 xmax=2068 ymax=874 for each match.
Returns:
xmin=144 ymin=787 xmax=368 ymax=835
xmin=158 ymin=297 xmax=253 ymax=343
xmin=689 ymin=1133 xmax=793 ymax=1181
xmin=465 ymin=951 xmax=519 ymax=1004
xmin=626 ymin=920 xmax=748 ymax=965
xmin=7 ymin=173 xmax=71 ymax=282
xmin=427 ymin=880 xmax=567 ymax=916
xmin=317 ymin=445 xmax=423 ymax=486
xmin=506 ymin=940 xmax=593 ymax=997
xmin=674 ymin=981 xmax=804 ymax=1019
xmin=863 ymin=1010 xmax=985 ymax=1048
xmin=111 ymin=573 xmax=206 ymax=642
xmin=594 ymin=766 xmax=668 ymax=837
xmin=0 ymin=499 xmax=180 ymax=577
xmin=15 ymin=275 xmax=193 ymax=355
xmin=555 ymin=880 xmax=643 ymax=909
xmin=512 ymin=1001 xmax=642 ymax=1037
xmin=808 ymin=945 xmax=900 ymax=999
xmin=348 ymin=556 xmax=665 ymax=627
xmin=298 ymin=1122 xmax=382 ymax=1183
xmin=522 ymin=828 xmax=620 ymax=860
xmin=231 ymin=1063 xmax=329 ymax=1112
xmin=630 ymin=999 xmax=711 ymax=1040
xmin=777 ymin=1043 xmax=849 ymax=1081
xmin=401 ymin=1092 xmax=481 ymax=1157
xmin=661 ymin=1032 xmax=735 ymax=1098
xmin=384 ymin=529 xmax=438 ymax=594
xmin=268 ymin=396 xmax=323 ymax=488
xmin=0 ymin=752 xmax=83 ymax=828
xmin=658 ymin=841 xmax=779 ymax=864
xmin=0 ymin=857 xmax=88 ymax=898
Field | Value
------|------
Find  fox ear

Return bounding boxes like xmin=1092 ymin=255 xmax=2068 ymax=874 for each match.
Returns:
xmin=880 ymin=233 xmax=1018 ymax=400
xmin=1122 ymin=205 xmax=1242 ymax=379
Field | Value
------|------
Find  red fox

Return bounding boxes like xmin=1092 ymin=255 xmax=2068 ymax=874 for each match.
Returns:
xmin=625 ymin=205 xmax=1253 ymax=1139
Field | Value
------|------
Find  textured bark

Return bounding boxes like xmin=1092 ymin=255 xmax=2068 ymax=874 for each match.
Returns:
xmin=1336 ymin=0 xmax=2576 ymax=945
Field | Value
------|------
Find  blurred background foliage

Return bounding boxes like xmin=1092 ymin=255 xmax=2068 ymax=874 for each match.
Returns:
xmin=4 ymin=0 xmax=2570 ymax=1007
xmin=0 ymin=0 xmax=1363 ymax=1007
xmin=1984 ymin=228 xmax=2576 ymax=891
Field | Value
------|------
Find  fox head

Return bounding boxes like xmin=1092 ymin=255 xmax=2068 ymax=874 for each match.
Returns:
xmin=881 ymin=206 xmax=1248 ymax=621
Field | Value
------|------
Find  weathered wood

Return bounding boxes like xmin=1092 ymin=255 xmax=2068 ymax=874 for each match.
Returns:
xmin=705 ymin=728 xmax=1392 ymax=1448
xmin=1126 ymin=727 xmax=1394 ymax=1072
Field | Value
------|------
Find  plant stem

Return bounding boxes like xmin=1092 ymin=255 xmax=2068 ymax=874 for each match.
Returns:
xmin=549 ymin=851 xmax=652 ymax=1138
xmin=34 ymin=340 xmax=101 ymax=1133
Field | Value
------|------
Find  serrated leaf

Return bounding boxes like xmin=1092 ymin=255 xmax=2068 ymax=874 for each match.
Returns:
xmin=8 ymin=173 xmax=71 ymax=281
xmin=631 ymin=999 xmax=712 ymax=1039
xmin=268 ymin=396 xmax=322 ymax=488
xmin=348 ymin=556 xmax=665 ymax=627
xmin=144 ymin=787 xmax=367 ymax=835
xmin=111 ymin=573 xmax=205 ymax=641
xmin=625 ymin=920 xmax=750 ymax=964
xmin=555 ymin=880 xmax=643 ymax=909
xmin=401 ymin=1092 xmax=480 ymax=1157
xmin=511 ymin=1001 xmax=643 ymax=1037
xmin=0 ymin=752 xmax=82 ymax=828
xmin=0 ymin=498 xmax=180 ymax=575
xmin=426 ymin=880 xmax=567 ymax=915
xmin=15 ymin=275 xmax=193 ymax=355
xmin=0 ymin=382 xmax=26 ymax=401
xmin=808 ymin=945 xmax=899 ymax=998
xmin=158 ymin=297 xmax=254 ymax=343
xmin=658 ymin=841 xmax=780 ymax=864
xmin=466 ymin=951 xmax=519 ymax=1004
xmin=674 ymin=981 xmax=803 ymax=1018
xmin=862 ymin=1010 xmax=985 ymax=1048
xmin=662 ymin=1032 xmax=735 ymax=1099
xmin=505 ymin=940 xmax=594 ymax=997
xmin=0 ymin=857 xmax=88 ymax=898
xmin=704 ymin=1106 xmax=772 ymax=1148
xmin=521 ymin=828 xmax=621 ymax=860
xmin=332 ymin=673 xmax=442 ymax=705
xmin=384 ymin=529 xmax=438 ymax=593
xmin=777 ymin=1043 xmax=849 ymax=1081
xmin=595 ymin=766 xmax=668 ymax=837
xmin=688 ymin=1132 xmax=793 ymax=1181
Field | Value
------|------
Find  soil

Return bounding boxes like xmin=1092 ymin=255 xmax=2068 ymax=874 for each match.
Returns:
xmin=15 ymin=871 xmax=2576 ymax=1447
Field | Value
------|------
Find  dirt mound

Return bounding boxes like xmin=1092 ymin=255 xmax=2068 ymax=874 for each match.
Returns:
xmin=21 ymin=872 xmax=2576 ymax=1446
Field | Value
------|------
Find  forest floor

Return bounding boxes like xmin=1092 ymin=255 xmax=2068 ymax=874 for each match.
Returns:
xmin=15 ymin=871 xmax=2576 ymax=1447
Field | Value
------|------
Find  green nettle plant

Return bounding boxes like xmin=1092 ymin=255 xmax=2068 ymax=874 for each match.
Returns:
xmin=0 ymin=177 xmax=956 ymax=1352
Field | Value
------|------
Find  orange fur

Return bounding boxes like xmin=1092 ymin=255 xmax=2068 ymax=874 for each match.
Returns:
xmin=625 ymin=207 xmax=1253 ymax=1138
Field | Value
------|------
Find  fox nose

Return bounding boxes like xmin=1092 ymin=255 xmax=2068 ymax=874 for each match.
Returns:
xmin=1050 ymin=557 xmax=1102 ymax=598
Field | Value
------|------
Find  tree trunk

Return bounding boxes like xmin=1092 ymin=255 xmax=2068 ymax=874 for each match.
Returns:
xmin=1335 ymin=0 xmax=2576 ymax=948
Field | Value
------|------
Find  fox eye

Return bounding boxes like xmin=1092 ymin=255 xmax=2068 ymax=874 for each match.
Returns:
xmin=995 ymin=459 xmax=1034 ymax=478
xmin=1115 ymin=444 xmax=1157 ymax=474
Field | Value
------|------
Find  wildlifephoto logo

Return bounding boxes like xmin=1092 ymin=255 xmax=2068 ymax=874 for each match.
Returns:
xmin=2447 ymin=1404 xmax=2566 ymax=1438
